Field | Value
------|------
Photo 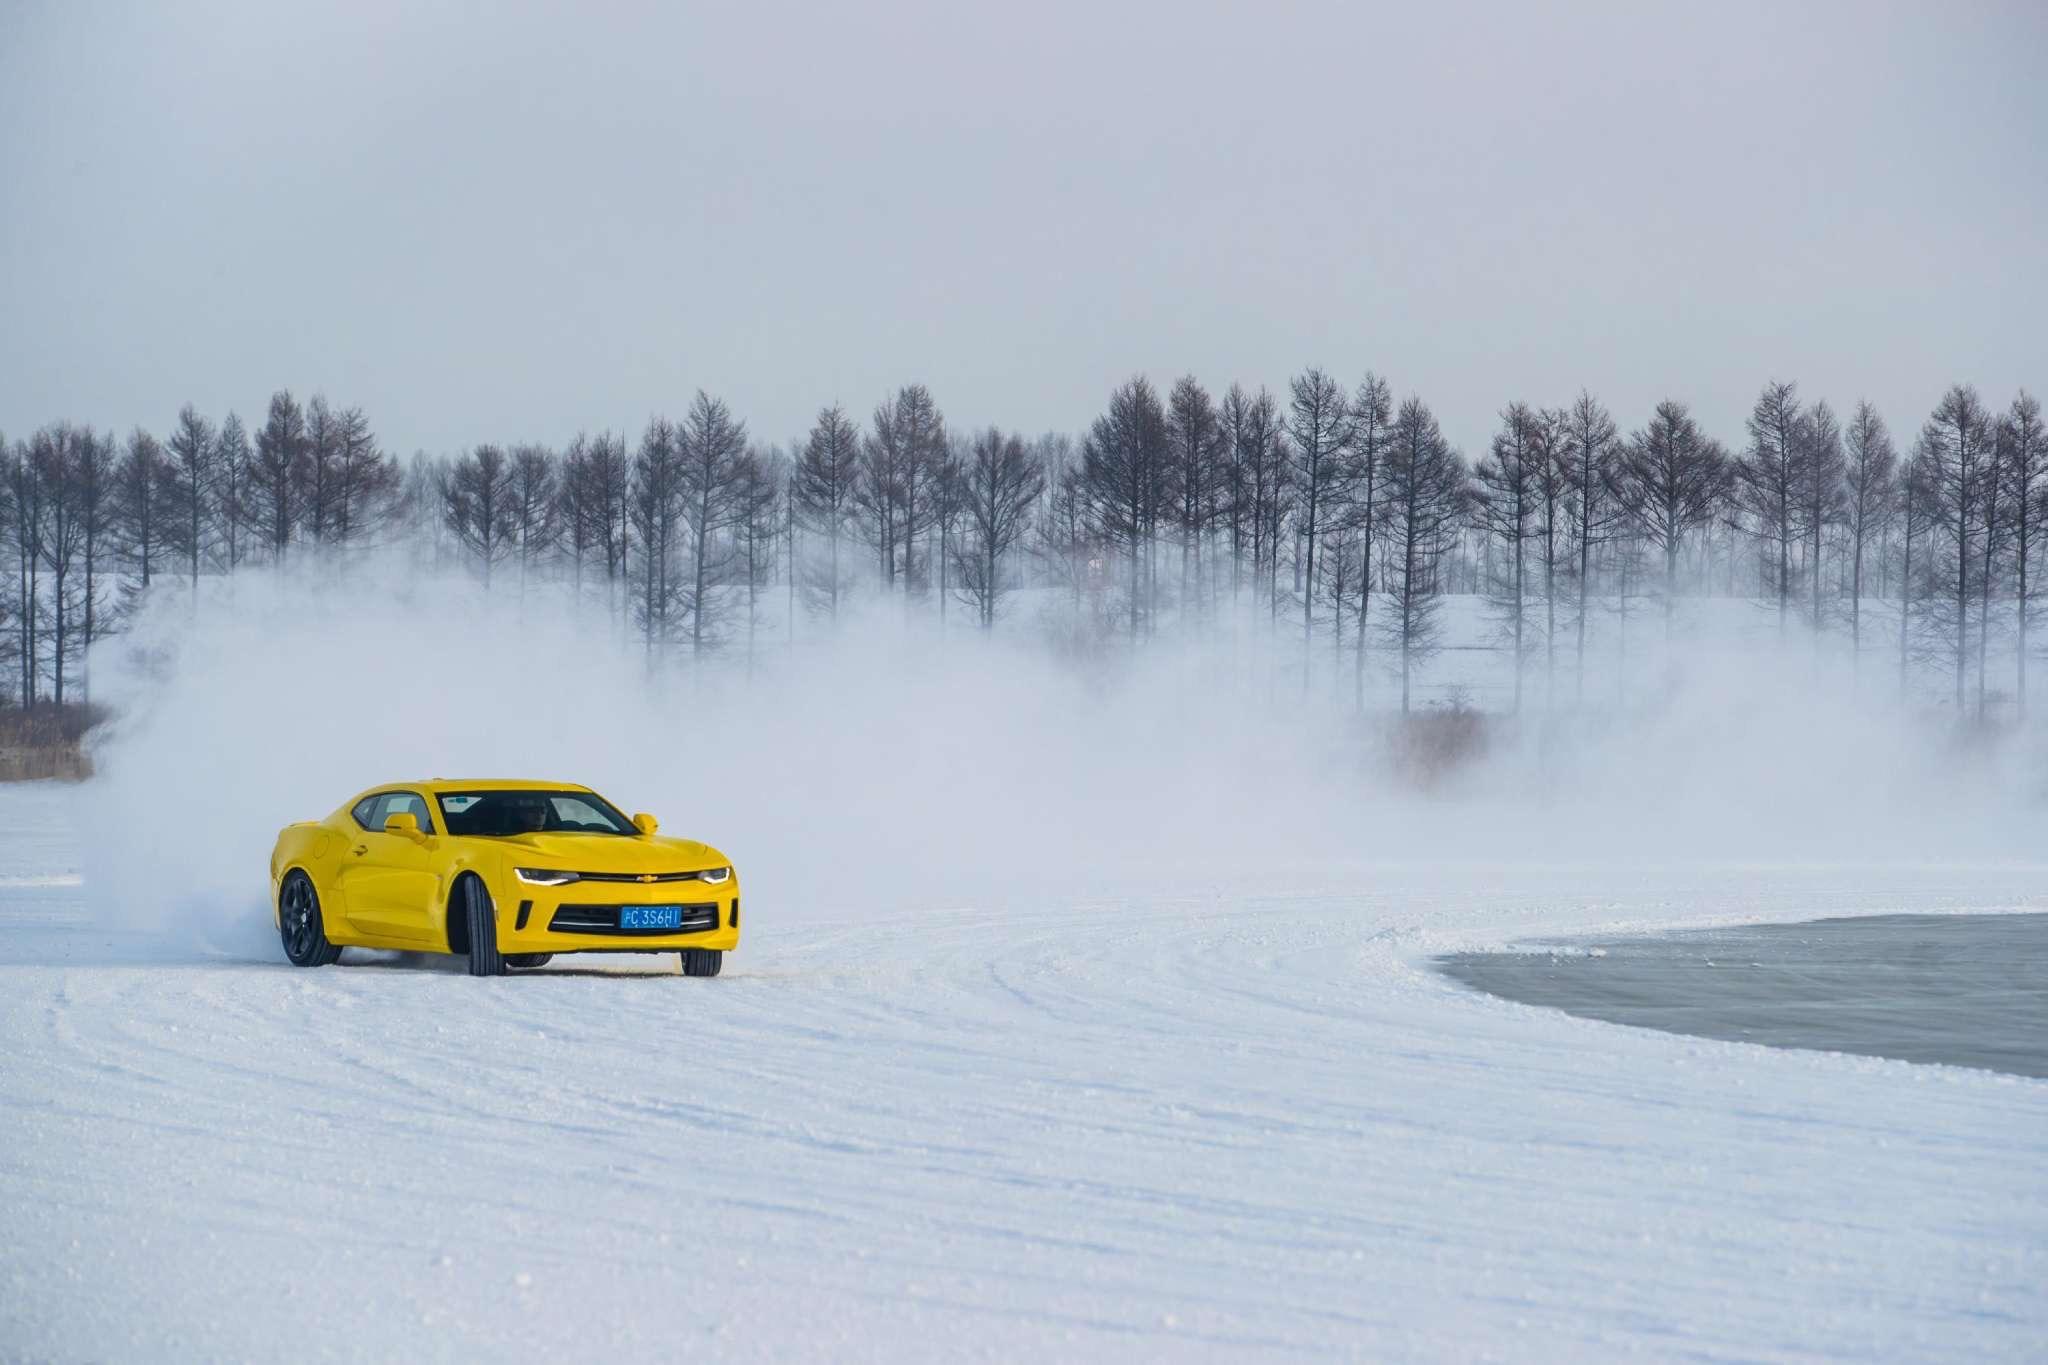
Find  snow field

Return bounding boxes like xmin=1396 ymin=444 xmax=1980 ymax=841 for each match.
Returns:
xmin=2 ymin=780 xmax=2043 ymax=1360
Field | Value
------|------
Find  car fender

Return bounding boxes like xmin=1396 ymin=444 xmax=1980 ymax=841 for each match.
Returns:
xmin=434 ymin=844 xmax=515 ymax=952
xmin=269 ymin=822 xmax=342 ymax=927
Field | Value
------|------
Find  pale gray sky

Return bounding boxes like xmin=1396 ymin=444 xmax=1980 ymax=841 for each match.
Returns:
xmin=3 ymin=0 xmax=2042 ymax=458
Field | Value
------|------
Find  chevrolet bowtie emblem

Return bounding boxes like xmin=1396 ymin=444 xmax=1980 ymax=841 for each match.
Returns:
xmin=638 ymin=873 xmax=657 ymax=883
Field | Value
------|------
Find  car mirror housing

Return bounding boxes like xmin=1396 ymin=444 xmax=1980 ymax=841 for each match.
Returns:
xmin=633 ymin=812 xmax=659 ymax=836
xmin=383 ymin=812 xmax=425 ymax=841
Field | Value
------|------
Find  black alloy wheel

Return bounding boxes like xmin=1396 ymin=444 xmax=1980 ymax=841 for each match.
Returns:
xmin=279 ymin=872 xmax=342 ymax=967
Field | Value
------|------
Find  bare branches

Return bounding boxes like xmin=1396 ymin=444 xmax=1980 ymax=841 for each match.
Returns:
xmin=952 ymin=428 xmax=1045 ymax=629
xmin=1618 ymin=399 xmax=1729 ymax=632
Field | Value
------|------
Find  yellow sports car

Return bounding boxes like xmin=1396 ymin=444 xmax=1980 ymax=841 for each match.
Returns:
xmin=269 ymin=780 xmax=739 ymax=977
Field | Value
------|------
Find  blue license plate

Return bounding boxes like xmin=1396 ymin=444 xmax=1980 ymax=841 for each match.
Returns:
xmin=619 ymin=905 xmax=683 ymax=930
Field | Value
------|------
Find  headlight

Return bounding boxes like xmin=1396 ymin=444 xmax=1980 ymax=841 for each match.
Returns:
xmin=697 ymin=866 xmax=732 ymax=885
xmin=515 ymin=868 xmax=581 ymax=886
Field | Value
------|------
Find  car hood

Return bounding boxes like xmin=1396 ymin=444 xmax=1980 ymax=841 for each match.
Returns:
xmin=486 ymin=833 xmax=722 ymax=870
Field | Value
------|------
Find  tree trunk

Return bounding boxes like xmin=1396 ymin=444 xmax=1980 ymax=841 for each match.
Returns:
xmin=1664 ymin=537 xmax=1679 ymax=640
xmin=1851 ymin=528 xmax=1864 ymax=663
xmin=2018 ymin=533 xmax=2030 ymax=720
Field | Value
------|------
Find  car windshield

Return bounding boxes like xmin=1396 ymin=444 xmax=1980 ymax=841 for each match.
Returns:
xmin=436 ymin=790 xmax=635 ymax=837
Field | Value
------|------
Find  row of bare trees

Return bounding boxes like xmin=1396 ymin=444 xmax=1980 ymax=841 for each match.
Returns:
xmin=4 ymin=376 xmax=2040 ymax=717
xmin=1460 ymin=383 xmax=2045 ymax=718
xmin=1 ymin=391 xmax=401 ymax=708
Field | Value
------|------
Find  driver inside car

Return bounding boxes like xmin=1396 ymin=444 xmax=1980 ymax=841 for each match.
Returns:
xmin=506 ymin=796 xmax=549 ymax=833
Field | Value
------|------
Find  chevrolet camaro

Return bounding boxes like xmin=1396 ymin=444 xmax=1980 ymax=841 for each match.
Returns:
xmin=269 ymin=780 xmax=739 ymax=976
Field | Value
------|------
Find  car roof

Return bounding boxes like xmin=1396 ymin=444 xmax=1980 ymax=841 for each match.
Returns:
xmin=400 ymin=779 xmax=596 ymax=794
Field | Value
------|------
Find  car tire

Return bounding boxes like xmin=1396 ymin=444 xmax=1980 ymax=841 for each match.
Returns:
xmin=504 ymin=953 xmax=552 ymax=969
xmin=464 ymin=876 xmax=505 ymax=977
xmin=279 ymin=871 xmax=342 ymax=968
xmin=680 ymin=948 xmax=722 ymax=978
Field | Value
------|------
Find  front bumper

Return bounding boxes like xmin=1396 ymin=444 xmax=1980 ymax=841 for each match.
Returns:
xmin=497 ymin=885 xmax=741 ymax=954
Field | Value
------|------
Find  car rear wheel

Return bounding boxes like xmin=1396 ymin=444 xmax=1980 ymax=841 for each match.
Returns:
xmin=504 ymin=953 xmax=552 ymax=969
xmin=680 ymin=948 xmax=722 ymax=977
xmin=279 ymin=871 xmax=342 ymax=967
xmin=463 ymin=876 xmax=505 ymax=977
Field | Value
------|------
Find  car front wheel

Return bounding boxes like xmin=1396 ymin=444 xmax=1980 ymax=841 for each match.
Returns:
xmin=681 ymin=948 xmax=722 ymax=977
xmin=464 ymin=876 xmax=505 ymax=977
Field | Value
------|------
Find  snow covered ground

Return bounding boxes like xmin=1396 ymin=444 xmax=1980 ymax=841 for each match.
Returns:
xmin=6 ymin=578 xmax=2045 ymax=1359
xmin=4 ymin=778 xmax=2045 ymax=1362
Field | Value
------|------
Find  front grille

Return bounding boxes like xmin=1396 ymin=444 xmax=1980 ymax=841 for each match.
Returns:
xmin=571 ymin=869 xmax=720 ymax=884
xmin=548 ymin=903 xmax=721 ymax=935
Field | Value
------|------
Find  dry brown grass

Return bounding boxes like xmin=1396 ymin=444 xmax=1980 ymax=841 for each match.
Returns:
xmin=1382 ymin=703 xmax=1491 ymax=790
xmin=0 ymin=703 xmax=105 ymax=782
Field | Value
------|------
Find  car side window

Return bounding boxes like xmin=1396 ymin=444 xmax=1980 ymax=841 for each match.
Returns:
xmin=355 ymin=791 xmax=436 ymax=834
xmin=389 ymin=793 xmax=434 ymax=833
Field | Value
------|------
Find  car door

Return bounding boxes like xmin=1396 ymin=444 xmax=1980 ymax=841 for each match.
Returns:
xmin=333 ymin=792 xmax=444 ymax=945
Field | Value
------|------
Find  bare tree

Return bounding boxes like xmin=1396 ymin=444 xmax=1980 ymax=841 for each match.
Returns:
xmin=1561 ymin=391 xmax=1621 ymax=701
xmin=72 ymin=428 xmax=116 ymax=699
xmin=248 ymin=390 xmax=308 ymax=563
xmin=895 ymin=388 xmax=948 ymax=598
xmin=1799 ymin=399 xmax=1847 ymax=631
xmin=1918 ymin=384 xmax=1997 ymax=712
xmin=678 ymin=391 xmax=749 ymax=660
xmin=629 ymin=418 xmax=683 ymax=650
xmin=2002 ymin=392 xmax=2046 ymax=715
xmin=0 ymin=437 xmax=15 ymax=704
xmin=1082 ymin=376 xmax=1169 ymax=640
xmin=303 ymin=396 xmax=342 ymax=545
xmin=734 ymin=447 xmax=784 ymax=669
xmin=214 ymin=413 xmax=251 ymax=573
xmin=161 ymin=404 xmax=217 ymax=595
xmin=1974 ymin=403 xmax=2011 ymax=717
xmin=1473 ymin=403 xmax=1542 ymax=711
xmin=953 ymin=427 xmax=1046 ymax=629
xmin=1221 ymin=384 xmax=1287 ymax=610
xmin=855 ymin=385 xmax=946 ymax=595
xmin=508 ymin=443 xmax=558 ymax=597
xmin=1379 ymin=397 xmax=1469 ymax=712
xmin=793 ymin=404 xmax=862 ymax=618
xmin=932 ymin=437 xmax=965 ymax=625
xmin=116 ymin=427 xmax=167 ymax=593
xmin=1897 ymin=444 xmax=1936 ymax=699
xmin=1031 ymin=442 xmax=1094 ymax=618
xmin=1842 ymin=401 xmax=1896 ymax=661
xmin=562 ymin=432 xmax=630 ymax=615
xmin=1287 ymin=368 xmax=1354 ymax=679
xmin=1737 ymin=380 xmax=1807 ymax=634
xmin=1166 ymin=376 xmax=1224 ymax=617
xmin=28 ymin=427 xmax=85 ymax=704
xmin=1619 ymin=399 xmax=1728 ymax=636
xmin=1323 ymin=528 xmax=1362 ymax=666
xmin=1529 ymin=407 xmax=1570 ymax=703
xmin=330 ymin=405 xmax=399 ymax=548
xmin=439 ymin=444 xmax=520 ymax=587
xmin=5 ymin=441 xmax=44 ymax=706
xmin=1347 ymin=373 xmax=1393 ymax=708
xmin=557 ymin=437 xmax=595 ymax=594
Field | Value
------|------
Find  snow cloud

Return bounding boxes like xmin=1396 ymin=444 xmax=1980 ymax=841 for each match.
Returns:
xmin=76 ymin=564 xmax=2039 ymax=958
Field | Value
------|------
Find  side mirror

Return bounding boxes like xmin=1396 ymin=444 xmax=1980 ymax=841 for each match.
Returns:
xmin=384 ymin=812 xmax=425 ymax=841
xmin=632 ymin=812 xmax=659 ymax=837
